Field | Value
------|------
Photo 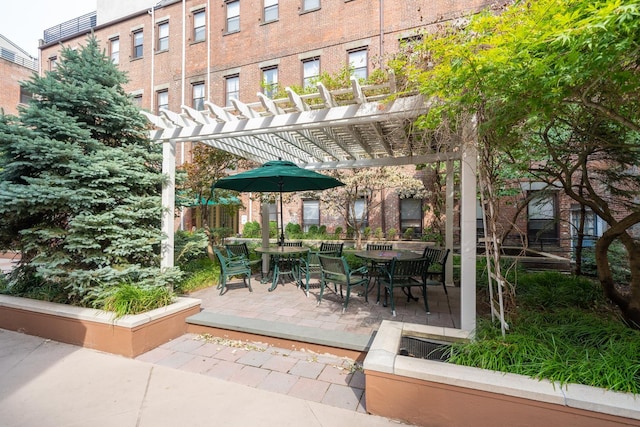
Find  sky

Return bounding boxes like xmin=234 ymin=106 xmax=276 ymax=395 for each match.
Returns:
xmin=1 ymin=0 xmax=96 ymax=58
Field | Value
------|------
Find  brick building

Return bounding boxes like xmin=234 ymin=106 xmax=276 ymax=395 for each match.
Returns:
xmin=37 ymin=0 xmax=497 ymax=244
xmin=0 ymin=35 xmax=37 ymax=116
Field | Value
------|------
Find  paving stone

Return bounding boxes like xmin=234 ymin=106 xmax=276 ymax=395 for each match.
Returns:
xmin=205 ymin=359 xmax=243 ymax=381
xmin=257 ymin=371 xmax=299 ymax=394
xmin=288 ymin=377 xmax=330 ymax=403
xmin=179 ymin=356 xmax=219 ymax=374
xmin=135 ymin=347 xmax=173 ymax=363
xmin=260 ymin=354 xmax=298 ymax=373
xmin=236 ymin=350 xmax=273 ymax=367
xmin=154 ymin=351 xmax=195 ymax=369
xmin=288 ymin=359 xmax=324 ymax=379
xmin=349 ymin=370 xmax=366 ymax=389
xmin=321 ymin=383 xmax=364 ymax=411
xmin=213 ymin=346 xmax=246 ymax=362
xmin=229 ymin=365 xmax=270 ymax=387
xmin=317 ymin=365 xmax=352 ymax=386
xmin=191 ymin=342 xmax=223 ymax=358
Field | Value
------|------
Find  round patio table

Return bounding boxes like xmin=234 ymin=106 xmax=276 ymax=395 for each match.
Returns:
xmin=255 ymin=246 xmax=309 ymax=292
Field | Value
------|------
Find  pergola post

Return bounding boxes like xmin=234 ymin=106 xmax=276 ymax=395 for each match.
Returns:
xmin=161 ymin=140 xmax=176 ymax=269
xmin=445 ymin=159 xmax=454 ymax=285
xmin=460 ymin=120 xmax=478 ymax=332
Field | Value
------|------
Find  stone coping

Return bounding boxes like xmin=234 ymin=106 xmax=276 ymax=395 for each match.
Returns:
xmin=187 ymin=310 xmax=375 ymax=351
xmin=0 ymin=294 xmax=201 ymax=328
xmin=363 ymin=320 xmax=640 ymax=421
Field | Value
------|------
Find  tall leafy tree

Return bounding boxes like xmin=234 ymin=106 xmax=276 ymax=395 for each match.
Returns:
xmin=392 ymin=0 xmax=640 ymax=326
xmin=0 ymin=36 xmax=177 ymax=303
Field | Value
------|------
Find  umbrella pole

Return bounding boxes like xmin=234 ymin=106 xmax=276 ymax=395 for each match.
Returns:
xmin=279 ymin=191 xmax=285 ymax=246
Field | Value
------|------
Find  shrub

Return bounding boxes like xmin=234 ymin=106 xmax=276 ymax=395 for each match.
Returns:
xmin=334 ymin=226 xmax=344 ymax=239
xmin=286 ymin=222 xmax=303 ymax=238
xmin=174 ymin=230 xmax=208 ymax=264
xmin=374 ymin=227 xmax=384 ymax=240
xmin=580 ymin=241 xmax=631 ymax=284
xmin=242 ymin=221 xmax=261 ymax=238
xmin=386 ymin=228 xmax=397 ymax=240
xmin=516 ymin=271 xmax=603 ymax=310
xmin=403 ymin=227 xmax=414 ymax=240
xmin=363 ymin=226 xmax=372 ymax=240
xmin=92 ymin=283 xmax=175 ymax=317
xmin=175 ymin=257 xmax=218 ymax=294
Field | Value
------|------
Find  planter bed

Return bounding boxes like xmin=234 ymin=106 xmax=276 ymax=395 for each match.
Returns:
xmin=0 ymin=295 xmax=201 ymax=358
xmin=364 ymin=320 xmax=640 ymax=427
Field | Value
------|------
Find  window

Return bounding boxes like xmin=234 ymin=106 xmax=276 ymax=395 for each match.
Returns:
xmin=226 ymin=0 xmax=240 ymax=33
xmin=49 ymin=56 xmax=57 ymax=70
xmin=193 ymin=9 xmax=206 ymax=42
xmin=527 ymin=191 xmax=558 ymax=244
xmin=225 ymin=75 xmax=239 ymax=106
xmin=264 ymin=0 xmax=278 ymax=22
xmin=192 ymin=82 xmax=205 ymax=111
xmin=132 ymin=30 xmax=143 ymax=59
xmin=156 ymin=90 xmax=168 ymax=114
xmin=262 ymin=67 xmax=278 ymax=98
xmin=268 ymin=203 xmax=278 ymax=223
xmin=302 ymin=200 xmax=320 ymax=232
xmin=354 ymin=198 xmax=368 ymax=230
xmin=302 ymin=57 xmax=320 ymax=89
xmin=157 ymin=21 xmax=169 ymax=51
xmin=349 ymin=48 xmax=367 ymax=80
xmin=570 ymin=204 xmax=603 ymax=252
xmin=110 ymin=38 xmax=119 ymax=64
xmin=132 ymin=94 xmax=143 ymax=107
xmin=400 ymin=198 xmax=423 ymax=235
xmin=19 ymin=87 xmax=32 ymax=105
xmin=302 ymin=0 xmax=320 ymax=12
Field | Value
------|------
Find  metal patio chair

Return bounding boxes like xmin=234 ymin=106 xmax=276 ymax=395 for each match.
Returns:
xmin=298 ymin=242 xmax=344 ymax=296
xmin=214 ymin=247 xmax=252 ymax=295
xmin=379 ymin=257 xmax=431 ymax=316
xmin=421 ymin=247 xmax=451 ymax=294
xmin=317 ymin=254 xmax=369 ymax=313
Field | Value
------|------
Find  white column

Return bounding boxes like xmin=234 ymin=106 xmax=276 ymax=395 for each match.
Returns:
xmin=445 ymin=159 xmax=454 ymax=286
xmin=161 ymin=140 xmax=176 ymax=269
xmin=460 ymin=121 xmax=477 ymax=332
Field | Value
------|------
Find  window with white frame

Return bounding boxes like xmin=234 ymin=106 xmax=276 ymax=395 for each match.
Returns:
xmin=264 ymin=0 xmax=278 ymax=22
xmin=354 ymin=198 xmax=368 ymax=229
xmin=225 ymin=75 xmax=239 ymax=106
xmin=302 ymin=0 xmax=320 ymax=12
xmin=349 ymin=48 xmax=367 ymax=80
xmin=156 ymin=90 xmax=168 ymax=114
xmin=49 ymin=56 xmax=57 ymax=70
xmin=302 ymin=57 xmax=320 ymax=89
xmin=110 ymin=37 xmax=119 ymax=64
xmin=132 ymin=30 xmax=143 ymax=58
xmin=192 ymin=82 xmax=205 ymax=111
xmin=226 ymin=0 xmax=240 ymax=33
xmin=262 ymin=67 xmax=278 ymax=98
xmin=302 ymin=200 xmax=320 ymax=232
xmin=157 ymin=21 xmax=169 ymax=51
xmin=193 ymin=9 xmax=206 ymax=42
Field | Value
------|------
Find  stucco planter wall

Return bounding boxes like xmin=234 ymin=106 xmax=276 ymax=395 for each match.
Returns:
xmin=364 ymin=321 xmax=640 ymax=427
xmin=0 ymin=295 xmax=201 ymax=358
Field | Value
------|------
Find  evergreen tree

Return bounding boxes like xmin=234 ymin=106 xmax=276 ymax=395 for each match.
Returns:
xmin=0 ymin=36 xmax=178 ymax=303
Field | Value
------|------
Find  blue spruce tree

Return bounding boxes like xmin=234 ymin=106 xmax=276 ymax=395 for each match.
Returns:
xmin=0 ymin=36 xmax=180 ymax=304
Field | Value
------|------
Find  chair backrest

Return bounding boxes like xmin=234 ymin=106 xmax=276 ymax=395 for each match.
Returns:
xmin=320 ymin=242 xmax=344 ymax=256
xmin=213 ymin=247 xmax=229 ymax=270
xmin=283 ymin=241 xmax=303 ymax=247
xmin=318 ymin=254 xmax=349 ymax=282
xmin=366 ymin=243 xmax=393 ymax=251
xmin=226 ymin=243 xmax=249 ymax=258
xmin=422 ymin=247 xmax=449 ymax=265
xmin=389 ymin=257 xmax=430 ymax=283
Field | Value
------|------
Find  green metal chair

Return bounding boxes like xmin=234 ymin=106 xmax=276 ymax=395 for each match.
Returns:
xmin=379 ymin=257 xmax=431 ymax=316
xmin=298 ymin=242 xmax=344 ymax=296
xmin=317 ymin=254 xmax=369 ymax=313
xmin=421 ymin=247 xmax=451 ymax=294
xmin=225 ymin=242 xmax=261 ymax=274
xmin=214 ymin=247 xmax=252 ymax=295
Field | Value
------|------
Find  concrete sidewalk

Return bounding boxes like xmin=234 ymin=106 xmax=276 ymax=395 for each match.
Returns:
xmin=0 ymin=329 xmax=411 ymax=427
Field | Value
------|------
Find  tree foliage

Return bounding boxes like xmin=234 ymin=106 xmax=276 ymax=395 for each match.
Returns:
xmin=392 ymin=0 xmax=640 ymax=326
xmin=0 ymin=36 xmax=179 ymax=304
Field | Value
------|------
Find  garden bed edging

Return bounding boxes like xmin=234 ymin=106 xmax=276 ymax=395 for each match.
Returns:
xmin=0 ymin=295 xmax=201 ymax=358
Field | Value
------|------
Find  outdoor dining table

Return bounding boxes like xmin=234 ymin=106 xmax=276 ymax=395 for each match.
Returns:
xmin=354 ymin=249 xmax=423 ymax=300
xmin=255 ymin=246 xmax=310 ymax=292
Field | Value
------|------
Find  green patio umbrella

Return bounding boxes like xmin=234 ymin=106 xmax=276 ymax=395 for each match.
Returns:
xmin=212 ymin=160 xmax=345 ymax=245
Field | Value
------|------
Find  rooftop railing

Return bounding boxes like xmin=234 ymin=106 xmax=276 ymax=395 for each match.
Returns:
xmin=43 ymin=11 xmax=97 ymax=45
xmin=0 ymin=47 xmax=37 ymax=71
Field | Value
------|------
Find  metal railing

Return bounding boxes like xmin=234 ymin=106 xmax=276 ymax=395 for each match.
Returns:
xmin=43 ymin=11 xmax=97 ymax=44
xmin=0 ymin=48 xmax=37 ymax=71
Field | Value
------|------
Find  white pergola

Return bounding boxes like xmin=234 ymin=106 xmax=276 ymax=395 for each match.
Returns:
xmin=143 ymin=77 xmax=478 ymax=332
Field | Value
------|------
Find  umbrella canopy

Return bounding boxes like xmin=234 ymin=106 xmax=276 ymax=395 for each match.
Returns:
xmin=213 ymin=160 xmax=344 ymax=244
